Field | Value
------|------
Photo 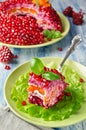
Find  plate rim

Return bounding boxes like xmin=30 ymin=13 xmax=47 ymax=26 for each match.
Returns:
xmin=0 ymin=13 xmax=70 ymax=48
xmin=4 ymin=57 xmax=86 ymax=127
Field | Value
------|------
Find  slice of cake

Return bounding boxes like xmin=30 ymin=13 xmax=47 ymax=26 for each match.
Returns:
xmin=27 ymin=68 xmax=68 ymax=108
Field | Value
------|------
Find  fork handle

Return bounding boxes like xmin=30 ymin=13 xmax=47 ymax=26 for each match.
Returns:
xmin=59 ymin=34 xmax=82 ymax=69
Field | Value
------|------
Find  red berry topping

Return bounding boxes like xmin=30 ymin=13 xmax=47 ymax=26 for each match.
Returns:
xmin=4 ymin=65 xmax=11 ymax=70
xmin=65 ymin=92 xmax=71 ymax=96
xmin=79 ymin=78 xmax=84 ymax=83
xmin=0 ymin=46 xmax=14 ymax=63
xmin=44 ymin=67 xmax=65 ymax=80
xmin=22 ymin=101 xmax=27 ymax=106
xmin=13 ymin=55 xmax=18 ymax=59
xmin=58 ymin=47 xmax=63 ymax=51
xmin=29 ymin=72 xmax=50 ymax=87
xmin=72 ymin=10 xmax=84 ymax=25
xmin=63 ymin=6 xmax=73 ymax=17
xmin=39 ymin=6 xmax=62 ymax=32
xmin=0 ymin=0 xmax=62 ymax=45
xmin=63 ymin=6 xmax=84 ymax=25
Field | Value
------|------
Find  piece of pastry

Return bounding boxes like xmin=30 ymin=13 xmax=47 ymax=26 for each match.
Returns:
xmin=27 ymin=67 xmax=67 ymax=108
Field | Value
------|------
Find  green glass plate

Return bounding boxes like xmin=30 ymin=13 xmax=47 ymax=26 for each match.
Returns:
xmin=0 ymin=13 xmax=70 ymax=48
xmin=4 ymin=57 xmax=86 ymax=127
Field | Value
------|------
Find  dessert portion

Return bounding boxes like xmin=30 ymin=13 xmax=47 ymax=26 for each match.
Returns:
xmin=0 ymin=0 xmax=62 ymax=45
xmin=28 ymin=73 xmax=67 ymax=108
xmin=27 ymin=58 xmax=68 ymax=108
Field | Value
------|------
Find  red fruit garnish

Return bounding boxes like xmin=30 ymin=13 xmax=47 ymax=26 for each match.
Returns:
xmin=0 ymin=0 xmax=62 ymax=45
xmin=65 ymin=92 xmax=71 ymax=96
xmin=39 ymin=6 xmax=63 ymax=32
xmin=63 ymin=6 xmax=73 ymax=17
xmin=72 ymin=10 xmax=84 ymax=25
xmin=58 ymin=93 xmax=64 ymax=101
xmin=13 ymin=54 xmax=18 ymax=59
xmin=22 ymin=101 xmax=27 ymax=106
xmin=63 ymin=6 xmax=84 ymax=25
xmin=4 ymin=65 xmax=11 ymax=70
xmin=79 ymin=78 xmax=84 ymax=83
xmin=58 ymin=47 xmax=63 ymax=51
xmin=0 ymin=46 xmax=14 ymax=63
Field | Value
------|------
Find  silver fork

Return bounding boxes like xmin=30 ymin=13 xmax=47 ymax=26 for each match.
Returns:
xmin=58 ymin=34 xmax=82 ymax=71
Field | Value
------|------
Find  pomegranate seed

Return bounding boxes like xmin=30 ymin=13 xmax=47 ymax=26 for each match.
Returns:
xmin=13 ymin=55 xmax=18 ymax=58
xmin=65 ymin=92 xmax=71 ymax=96
xmin=58 ymin=94 xmax=64 ymax=101
xmin=4 ymin=65 xmax=11 ymax=70
xmin=51 ymin=69 xmax=59 ymax=74
xmin=79 ymin=78 xmax=84 ymax=83
xmin=44 ymin=66 xmax=50 ymax=71
xmin=72 ymin=10 xmax=84 ymax=25
xmin=63 ymin=6 xmax=73 ymax=17
xmin=58 ymin=47 xmax=63 ymax=51
xmin=22 ymin=101 xmax=27 ymax=106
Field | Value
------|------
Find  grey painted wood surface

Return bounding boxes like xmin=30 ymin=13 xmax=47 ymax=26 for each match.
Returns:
xmin=0 ymin=0 xmax=86 ymax=130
